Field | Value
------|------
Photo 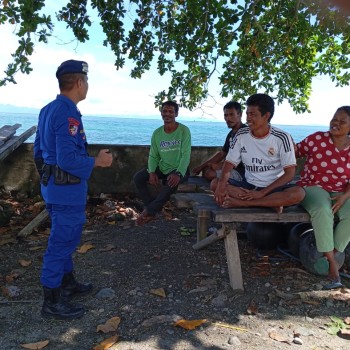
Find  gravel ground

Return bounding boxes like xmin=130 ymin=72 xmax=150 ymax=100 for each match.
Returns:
xmin=0 ymin=195 xmax=350 ymax=350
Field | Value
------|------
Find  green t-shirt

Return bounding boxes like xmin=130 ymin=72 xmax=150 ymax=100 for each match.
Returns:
xmin=148 ymin=123 xmax=191 ymax=176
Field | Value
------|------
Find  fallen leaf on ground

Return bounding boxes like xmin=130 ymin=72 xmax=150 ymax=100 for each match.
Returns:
xmin=5 ymin=270 xmax=21 ymax=283
xmin=163 ymin=211 xmax=173 ymax=220
xmin=250 ymin=265 xmax=271 ymax=277
xmin=0 ymin=237 xmax=17 ymax=246
xmin=97 ymin=316 xmax=121 ymax=333
xmin=180 ymin=227 xmax=196 ymax=236
xmin=150 ymin=288 xmax=166 ymax=298
xmin=0 ymin=227 xmax=10 ymax=234
xmin=18 ymin=259 xmax=32 ymax=267
xmin=42 ymin=228 xmax=50 ymax=235
xmin=188 ymin=286 xmax=208 ymax=294
xmin=274 ymin=289 xmax=296 ymax=301
xmin=302 ymin=299 xmax=321 ymax=305
xmin=76 ymin=243 xmax=95 ymax=253
xmin=284 ymin=267 xmax=311 ymax=275
xmin=20 ymin=340 xmax=49 ymax=349
xmin=29 ymin=246 xmax=43 ymax=251
xmin=174 ymin=319 xmax=207 ymax=330
xmin=331 ymin=288 xmax=350 ymax=302
xmin=269 ymin=330 xmax=291 ymax=344
xmin=2 ymin=285 xmax=20 ymax=297
xmin=247 ymin=299 xmax=258 ymax=315
xmin=99 ymin=244 xmax=115 ymax=252
xmin=93 ymin=335 xmax=119 ymax=350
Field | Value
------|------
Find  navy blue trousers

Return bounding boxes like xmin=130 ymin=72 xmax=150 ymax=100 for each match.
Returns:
xmin=41 ymin=204 xmax=86 ymax=288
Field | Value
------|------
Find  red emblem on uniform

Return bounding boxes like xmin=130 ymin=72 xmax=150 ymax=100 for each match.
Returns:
xmin=68 ymin=118 xmax=80 ymax=136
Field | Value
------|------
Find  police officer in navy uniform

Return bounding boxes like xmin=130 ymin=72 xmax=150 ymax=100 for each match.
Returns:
xmin=34 ymin=59 xmax=113 ymax=319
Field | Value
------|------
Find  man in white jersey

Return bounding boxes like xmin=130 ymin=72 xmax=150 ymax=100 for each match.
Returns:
xmin=214 ymin=93 xmax=305 ymax=213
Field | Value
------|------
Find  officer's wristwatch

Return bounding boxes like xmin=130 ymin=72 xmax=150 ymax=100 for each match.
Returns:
xmin=175 ymin=171 xmax=183 ymax=178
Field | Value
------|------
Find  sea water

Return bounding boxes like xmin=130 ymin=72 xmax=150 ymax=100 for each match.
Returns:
xmin=0 ymin=112 xmax=328 ymax=146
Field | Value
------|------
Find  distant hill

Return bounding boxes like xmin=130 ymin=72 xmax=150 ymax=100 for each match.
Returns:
xmin=0 ymin=104 xmax=39 ymax=114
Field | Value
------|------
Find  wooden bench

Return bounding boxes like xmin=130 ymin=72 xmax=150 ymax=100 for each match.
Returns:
xmin=173 ymin=191 xmax=310 ymax=292
xmin=0 ymin=124 xmax=37 ymax=161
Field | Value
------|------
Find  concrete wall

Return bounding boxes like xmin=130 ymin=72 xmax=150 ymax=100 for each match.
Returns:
xmin=0 ymin=144 xmax=221 ymax=197
xmin=0 ymin=144 xmax=306 ymax=197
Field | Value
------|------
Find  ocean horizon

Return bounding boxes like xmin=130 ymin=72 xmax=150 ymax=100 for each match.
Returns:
xmin=1 ymin=111 xmax=329 ymax=146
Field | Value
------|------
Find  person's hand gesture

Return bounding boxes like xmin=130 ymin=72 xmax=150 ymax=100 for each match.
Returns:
xmin=331 ymin=193 xmax=348 ymax=213
xmin=214 ymin=181 xmax=226 ymax=206
xmin=167 ymin=173 xmax=181 ymax=188
xmin=148 ymin=172 xmax=159 ymax=186
xmin=95 ymin=149 xmax=113 ymax=167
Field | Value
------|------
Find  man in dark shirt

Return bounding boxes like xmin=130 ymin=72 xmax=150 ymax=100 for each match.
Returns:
xmin=192 ymin=101 xmax=246 ymax=181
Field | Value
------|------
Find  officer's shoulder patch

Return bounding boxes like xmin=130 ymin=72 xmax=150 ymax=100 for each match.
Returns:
xmin=68 ymin=117 xmax=80 ymax=136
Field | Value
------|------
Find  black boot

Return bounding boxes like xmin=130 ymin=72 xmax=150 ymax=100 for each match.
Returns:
xmin=42 ymin=287 xmax=85 ymax=319
xmin=61 ymin=272 xmax=93 ymax=298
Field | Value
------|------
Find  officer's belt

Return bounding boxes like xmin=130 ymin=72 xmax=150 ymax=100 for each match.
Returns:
xmin=42 ymin=164 xmax=81 ymax=185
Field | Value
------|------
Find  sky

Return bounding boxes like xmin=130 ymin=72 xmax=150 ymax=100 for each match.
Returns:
xmin=1 ymin=3 xmax=350 ymax=126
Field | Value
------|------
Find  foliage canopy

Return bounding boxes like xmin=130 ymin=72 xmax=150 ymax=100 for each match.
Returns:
xmin=1 ymin=0 xmax=350 ymax=112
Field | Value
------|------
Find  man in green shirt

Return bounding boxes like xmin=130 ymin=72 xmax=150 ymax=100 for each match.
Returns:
xmin=133 ymin=101 xmax=191 ymax=226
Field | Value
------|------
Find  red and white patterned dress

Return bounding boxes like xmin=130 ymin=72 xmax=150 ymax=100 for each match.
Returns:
xmin=296 ymin=131 xmax=350 ymax=192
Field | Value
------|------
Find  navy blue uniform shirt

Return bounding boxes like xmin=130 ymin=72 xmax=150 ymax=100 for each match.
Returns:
xmin=34 ymin=95 xmax=95 ymax=205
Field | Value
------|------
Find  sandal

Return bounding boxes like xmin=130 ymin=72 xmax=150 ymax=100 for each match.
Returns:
xmin=323 ymin=278 xmax=343 ymax=290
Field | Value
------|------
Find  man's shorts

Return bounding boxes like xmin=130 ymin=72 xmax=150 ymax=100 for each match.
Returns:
xmin=228 ymin=177 xmax=297 ymax=194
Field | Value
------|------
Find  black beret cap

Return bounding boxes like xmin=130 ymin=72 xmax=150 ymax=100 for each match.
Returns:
xmin=56 ymin=59 xmax=89 ymax=78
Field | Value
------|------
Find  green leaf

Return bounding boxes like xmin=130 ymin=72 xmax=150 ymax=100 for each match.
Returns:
xmin=1 ymin=0 xmax=350 ymax=112
xmin=327 ymin=325 xmax=341 ymax=335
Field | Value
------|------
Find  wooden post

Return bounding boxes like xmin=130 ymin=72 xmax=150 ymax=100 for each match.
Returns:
xmin=223 ymin=224 xmax=244 ymax=292
xmin=196 ymin=208 xmax=211 ymax=242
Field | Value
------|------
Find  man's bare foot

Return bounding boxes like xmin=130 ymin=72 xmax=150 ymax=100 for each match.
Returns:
xmin=222 ymin=197 xmax=245 ymax=208
xmin=136 ymin=210 xmax=156 ymax=226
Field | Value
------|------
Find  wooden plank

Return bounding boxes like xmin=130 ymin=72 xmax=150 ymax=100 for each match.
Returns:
xmin=223 ymin=224 xmax=244 ymax=292
xmin=17 ymin=209 xmax=49 ymax=238
xmin=212 ymin=205 xmax=310 ymax=223
xmin=186 ymin=176 xmax=210 ymax=187
xmin=193 ymin=222 xmax=226 ymax=250
xmin=0 ymin=124 xmax=22 ymax=146
xmin=0 ymin=124 xmax=21 ymax=140
xmin=177 ymin=183 xmax=198 ymax=193
xmin=0 ymin=126 xmax=36 ymax=161
xmin=172 ymin=192 xmax=215 ymax=209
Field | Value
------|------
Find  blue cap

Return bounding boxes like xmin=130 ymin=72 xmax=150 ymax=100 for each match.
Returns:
xmin=56 ymin=60 xmax=89 ymax=78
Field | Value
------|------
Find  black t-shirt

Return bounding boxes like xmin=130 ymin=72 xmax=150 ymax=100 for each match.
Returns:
xmin=222 ymin=123 xmax=247 ymax=176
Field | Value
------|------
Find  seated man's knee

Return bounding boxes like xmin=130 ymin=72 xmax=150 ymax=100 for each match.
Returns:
xmin=204 ymin=168 xmax=216 ymax=181
xmin=285 ymin=187 xmax=305 ymax=204
xmin=133 ymin=168 xmax=147 ymax=184
xmin=210 ymin=178 xmax=218 ymax=191
xmin=295 ymin=186 xmax=306 ymax=201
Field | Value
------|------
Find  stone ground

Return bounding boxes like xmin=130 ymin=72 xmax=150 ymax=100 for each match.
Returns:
xmin=0 ymin=193 xmax=350 ymax=350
